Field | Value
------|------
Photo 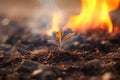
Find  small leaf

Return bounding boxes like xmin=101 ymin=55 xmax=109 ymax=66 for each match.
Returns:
xmin=47 ymin=40 xmax=58 ymax=47
xmin=62 ymin=33 xmax=76 ymax=42
xmin=55 ymin=28 xmax=62 ymax=39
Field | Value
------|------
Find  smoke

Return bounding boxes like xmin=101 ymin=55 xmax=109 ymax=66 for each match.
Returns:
xmin=29 ymin=0 xmax=65 ymax=35
xmin=0 ymin=0 xmax=81 ymax=35
xmin=0 ymin=0 xmax=65 ymax=35
xmin=38 ymin=0 xmax=60 ymax=12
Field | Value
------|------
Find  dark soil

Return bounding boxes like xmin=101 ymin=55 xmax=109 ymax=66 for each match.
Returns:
xmin=0 ymin=16 xmax=120 ymax=80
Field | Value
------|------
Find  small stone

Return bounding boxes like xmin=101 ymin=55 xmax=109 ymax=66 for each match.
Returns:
xmin=102 ymin=72 xmax=112 ymax=80
xmin=57 ymin=77 xmax=63 ymax=80
xmin=32 ymin=69 xmax=43 ymax=76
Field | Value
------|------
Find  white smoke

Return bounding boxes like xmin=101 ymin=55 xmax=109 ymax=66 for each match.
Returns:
xmin=26 ymin=0 xmax=65 ymax=35
xmin=0 ymin=0 xmax=80 ymax=35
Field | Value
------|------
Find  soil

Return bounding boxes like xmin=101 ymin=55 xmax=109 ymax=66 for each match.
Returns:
xmin=0 ymin=17 xmax=120 ymax=80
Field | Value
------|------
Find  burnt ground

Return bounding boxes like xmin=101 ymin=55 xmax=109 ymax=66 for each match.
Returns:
xmin=0 ymin=17 xmax=120 ymax=80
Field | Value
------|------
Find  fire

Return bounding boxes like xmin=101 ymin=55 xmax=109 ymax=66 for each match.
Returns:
xmin=65 ymin=0 xmax=120 ymax=33
xmin=47 ymin=12 xmax=63 ymax=36
xmin=48 ymin=0 xmax=120 ymax=35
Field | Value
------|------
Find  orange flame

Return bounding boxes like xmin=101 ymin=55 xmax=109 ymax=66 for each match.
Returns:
xmin=47 ymin=0 xmax=120 ymax=36
xmin=65 ymin=0 xmax=120 ymax=33
xmin=47 ymin=12 xmax=63 ymax=36
xmin=66 ymin=0 xmax=120 ymax=33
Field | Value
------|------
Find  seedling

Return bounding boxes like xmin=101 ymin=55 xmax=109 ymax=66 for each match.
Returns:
xmin=47 ymin=28 xmax=75 ymax=50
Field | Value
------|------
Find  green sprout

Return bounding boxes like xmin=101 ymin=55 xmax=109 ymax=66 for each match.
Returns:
xmin=47 ymin=28 xmax=75 ymax=50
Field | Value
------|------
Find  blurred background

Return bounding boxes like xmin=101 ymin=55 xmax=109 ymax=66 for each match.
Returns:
xmin=0 ymin=0 xmax=81 ymax=34
xmin=0 ymin=0 xmax=120 ymax=35
xmin=0 ymin=0 xmax=81 ymax=17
